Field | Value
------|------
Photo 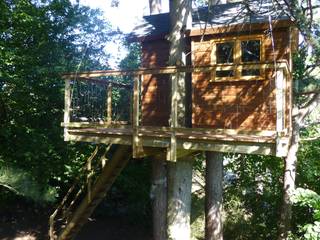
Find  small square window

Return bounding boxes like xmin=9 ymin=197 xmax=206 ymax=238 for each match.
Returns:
xmin=241 ymin=40 xmax=260 ymax=63
xmin=216 ymin=42 xmax=234 ymax=64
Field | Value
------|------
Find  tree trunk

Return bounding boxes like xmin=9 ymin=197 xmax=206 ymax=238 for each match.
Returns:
xmin=149 ymin=0 xmax=166 ymax=238
xmin=277 ymin=121 xmax=299 ymax=240
xmin=166 ymin=1 xmax=193 ymax=240
xmin=167 ymin=157 xmax=193 ymax=240
xmin=151 ymin=157 xmax=167 ymax=240
xmin=149 ymin=0 xmax=162 ymax=14
xmin=205 ymin=152 xmax=224 ymax=240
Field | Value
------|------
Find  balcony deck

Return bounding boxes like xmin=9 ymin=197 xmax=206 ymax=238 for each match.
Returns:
xmin=62 ymin=62 xmax=291 ymax=160
xmin=63 ymin=123 xmax=289 ymax=158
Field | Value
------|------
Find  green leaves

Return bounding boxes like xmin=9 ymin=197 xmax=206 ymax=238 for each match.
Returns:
xmin=0 ymin=165 xmax=57 ymax=202
xmin=0 ymin=0 xmax=113 ymax=203
xmin=292 ymin=188 xmax=320 ymax=239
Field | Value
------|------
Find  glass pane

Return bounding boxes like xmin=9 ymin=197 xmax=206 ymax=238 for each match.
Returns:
xmin=242 ymin=69 xmax=260 ymax=76
xmin=216 ymin=42 xmax=234 ymax=64
xmin=216 ymin=70 xmax=234 ymax=77
xmin=241 ymin=40 xmax=260 ymax=62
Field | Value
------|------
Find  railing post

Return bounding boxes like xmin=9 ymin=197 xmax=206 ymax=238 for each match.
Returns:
xmin=275 ymin=67 xmax=288 ymax=157
xmin=132 ymin=74 xmax=144 ymax=158
xmin=64 ymin=79 xmax=71 ymax=141
xmin=106 ymin=83 xmax=112 ymax=125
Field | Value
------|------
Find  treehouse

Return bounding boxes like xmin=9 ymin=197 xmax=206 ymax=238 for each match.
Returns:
xmin=51 ymin=2 xmax=298 ymax=239
xmin=62 ymin=1 xmax=297 ymax=159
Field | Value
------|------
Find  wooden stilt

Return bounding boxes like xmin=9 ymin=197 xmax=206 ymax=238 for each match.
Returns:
xmin=205 ymin=151 xmax=224 ymax=240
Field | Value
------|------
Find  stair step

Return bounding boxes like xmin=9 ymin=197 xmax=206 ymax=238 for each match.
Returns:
xmin=52 ymin=145 xmax=131 ymax=240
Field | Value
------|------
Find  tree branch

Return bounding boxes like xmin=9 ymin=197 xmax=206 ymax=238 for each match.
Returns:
xmin=295 ymin=93 xmax=320 ymax=126
xmin=300 ymin=121 xmax=320 ymax=128
xmin=296 ymin=90 xmax=320 ymax=95
xmin=300 ymin=135 xmax=320 ymax=141
xmin=0 ymin=183 xmax=21 ymax=195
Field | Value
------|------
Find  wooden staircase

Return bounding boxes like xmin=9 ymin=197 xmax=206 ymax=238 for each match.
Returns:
xmin=49 ymin=145 xmax=131 ymax=240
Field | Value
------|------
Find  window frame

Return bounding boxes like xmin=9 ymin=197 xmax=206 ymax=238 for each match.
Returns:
xmin=210 ymin=34 xmax=265 ymax=81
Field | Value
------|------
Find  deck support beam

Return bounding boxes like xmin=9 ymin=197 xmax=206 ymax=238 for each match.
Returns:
xmin=205 ymin=152 xmax=224 ymax=240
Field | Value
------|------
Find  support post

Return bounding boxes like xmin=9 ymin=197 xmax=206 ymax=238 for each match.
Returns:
xmin=276 ymin=68 xmax=287 ymax=157
xmin=205 ymin=152 xmax=224 ymax=240
xmin=152 ymin=156 xmax=168 ymax=240
xmin=167 ymin=156 xmax=193 ymax=240
xmin=64 ymin=79 xmax=71 ymax=141
xmin=106 ymin=83 xmax=112 ymax=125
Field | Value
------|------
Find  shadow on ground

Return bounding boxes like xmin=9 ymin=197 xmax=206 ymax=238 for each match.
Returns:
xmin=0 ymin=205 xmax=152 ymax=240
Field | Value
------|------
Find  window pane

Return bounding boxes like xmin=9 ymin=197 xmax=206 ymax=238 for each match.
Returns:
xmin=216 ymin=42 xmax=234 ymax=64
xmin=241 ymin=40 xmax=260 ymax=62
xmin=216 ymin=70 xmax=234 ymax=77
xmin=242 ymin=69 xmax=260 ymax=76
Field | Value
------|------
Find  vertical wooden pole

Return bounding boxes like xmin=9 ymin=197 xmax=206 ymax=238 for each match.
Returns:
xmin=152 ymin=156 xmax=168 ymax=240
xmin=86 ymin=152 xmax=92 ymax=203
xmin=276 ymin=68 xmax=285 ymax=133
xmin=205 ymin=152 xmax=224 ymax=240
xmin=106 ymin=83 xmax=112 ymax=125
xmin=132 ymin=75 xmax=142 ymax=158
xmin=276 ymin=67 xmax=287 ymax=157
xmin=234 ymin=40 xmax=241 ymax=79
xmin=64 ymin=79 xmax=71 ymax=141
xmin=129 ymin=88 xmax=133 ymax=124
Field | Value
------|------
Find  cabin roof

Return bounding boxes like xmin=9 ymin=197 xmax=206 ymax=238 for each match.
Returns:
xmin=129 ymin=0 xmax=289 ymax=41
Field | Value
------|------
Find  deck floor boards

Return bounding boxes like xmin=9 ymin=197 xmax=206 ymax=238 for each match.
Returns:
xmin=67 ymin=126 xmax=276 ymax=143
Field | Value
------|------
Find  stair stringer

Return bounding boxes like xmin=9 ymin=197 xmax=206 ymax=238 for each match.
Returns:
xmin=57 ymin=145 xmax=131 ymax=240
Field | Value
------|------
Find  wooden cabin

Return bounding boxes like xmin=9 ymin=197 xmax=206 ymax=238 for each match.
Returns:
xmin=53 ymin=2 xmax=299 ymax=239
xmin=62 ymin=1 xmax=298 ymax=159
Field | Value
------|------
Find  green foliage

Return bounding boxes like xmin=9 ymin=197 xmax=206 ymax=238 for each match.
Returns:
xmin=0 ymin=0 xmax=112 ymax=203
xmin=0 ymin=165 xmax=56 ymax=202
xmin=291 ymin=188 xmax=320 ymax=239
xmin=223 ymin=154 xmax=283 ymax=239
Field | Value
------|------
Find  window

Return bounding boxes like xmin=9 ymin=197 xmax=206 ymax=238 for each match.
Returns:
xmin=211 ymin=35 xmax=264 ymax=81
xmin=241 ymin=40 xmax=261 ymax=76
xmin=216 ymin=42 xmax=234 ymax=77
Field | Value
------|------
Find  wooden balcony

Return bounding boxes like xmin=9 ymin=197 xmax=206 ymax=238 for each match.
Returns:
xmin=62 ymin=61 xmax=291 ymax=160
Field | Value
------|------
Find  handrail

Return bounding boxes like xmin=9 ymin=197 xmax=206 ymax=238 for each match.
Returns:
xmin=76 ymin=77 xmax=132 ymax=89
xmin=62 ymin=61 xmax=290 ymax=79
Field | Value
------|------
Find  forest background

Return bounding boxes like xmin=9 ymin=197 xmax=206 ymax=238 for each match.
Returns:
xmin=0 ymin=0 xmax=319 ymax=239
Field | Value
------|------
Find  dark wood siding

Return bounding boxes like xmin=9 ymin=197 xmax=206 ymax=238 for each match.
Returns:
xmin=141 ymin=40 xmax=170 ymax=126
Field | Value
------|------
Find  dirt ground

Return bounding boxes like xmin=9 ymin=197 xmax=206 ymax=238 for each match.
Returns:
xmin=0 ymin=205 xmax=152 ymax=240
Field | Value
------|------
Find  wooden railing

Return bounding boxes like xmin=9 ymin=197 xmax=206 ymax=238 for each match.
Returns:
xmin=62 ymin=61 xmax=291 ymax=158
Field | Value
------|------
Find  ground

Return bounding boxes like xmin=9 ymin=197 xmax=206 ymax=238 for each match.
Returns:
xmin=0 ymin=204 xmax=152 ymax=240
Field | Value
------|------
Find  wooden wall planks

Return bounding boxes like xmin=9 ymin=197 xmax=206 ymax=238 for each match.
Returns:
xmin=140 ymin=23 xmax=294 ymax=131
